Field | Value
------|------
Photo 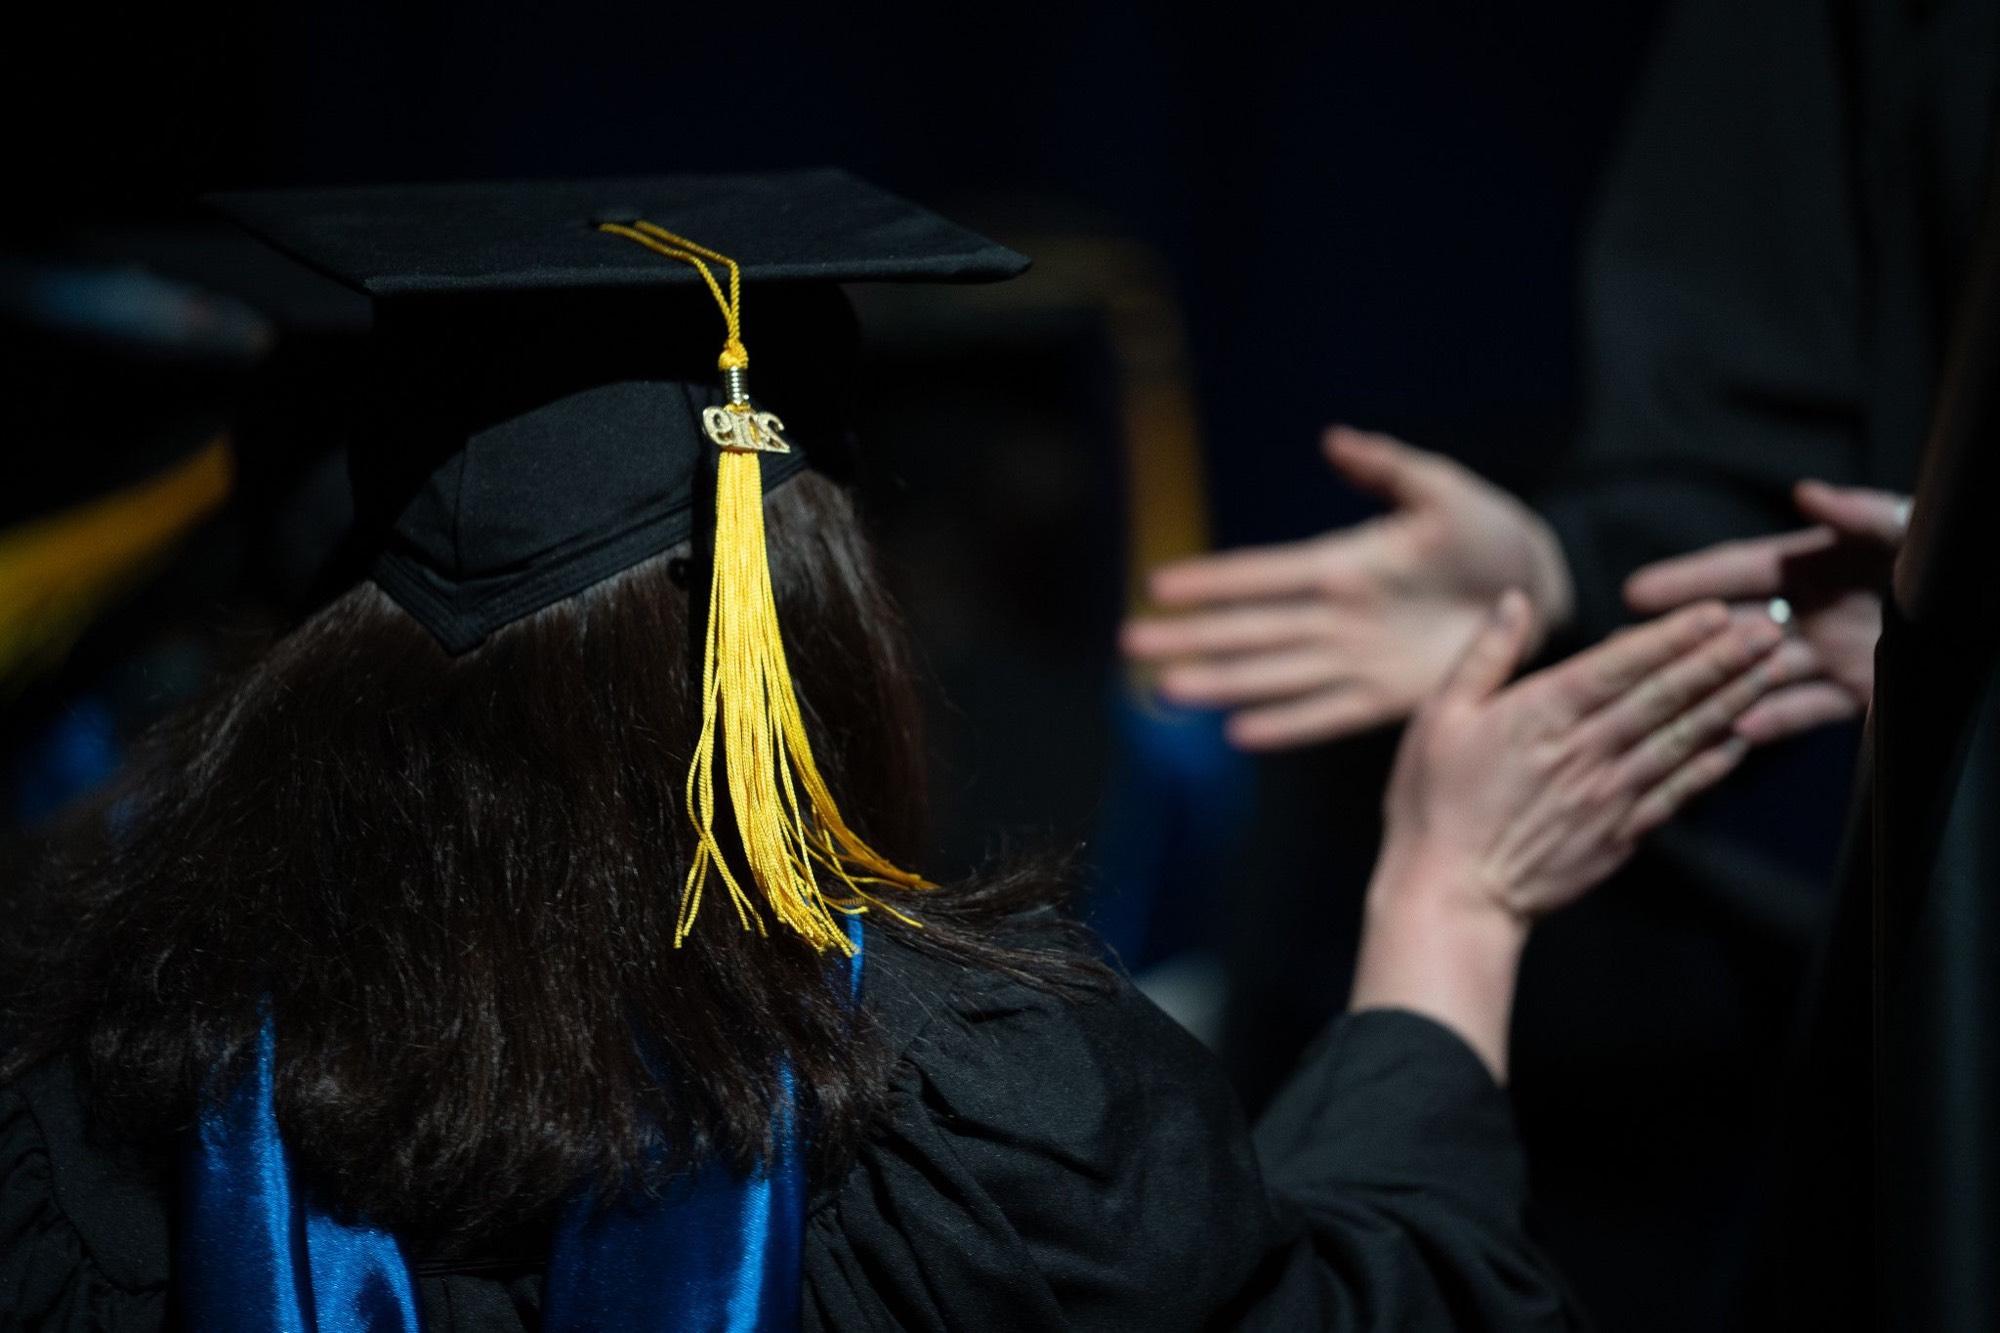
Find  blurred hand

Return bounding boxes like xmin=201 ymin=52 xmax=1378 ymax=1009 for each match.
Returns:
xmin=1352 ymin=593 xmax=1794 ymax=1076
xmin=1624 ymin=480 xmax=1909 ymax=745
xmin=1122 ymin=428 xmax=1573 ymax=750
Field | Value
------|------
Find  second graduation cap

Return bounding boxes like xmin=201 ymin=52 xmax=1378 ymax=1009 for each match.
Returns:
xmin=210 ymin=168 xmax=1030 ymax=955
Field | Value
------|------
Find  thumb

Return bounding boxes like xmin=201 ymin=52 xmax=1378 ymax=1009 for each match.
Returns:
xmin=1323 ymin=426 xmax=1450 ymax=509
xmin=1441 ymin=590 xmax=1534 ymax=703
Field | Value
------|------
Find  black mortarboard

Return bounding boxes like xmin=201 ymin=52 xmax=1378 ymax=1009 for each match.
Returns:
xmin=209 ymin=170 xmax=1028 ymax=955
xmin=209 ymin=169 xmax=1028 ymax=297
xmin=207 ymin=168 xmax=1028 ymax=653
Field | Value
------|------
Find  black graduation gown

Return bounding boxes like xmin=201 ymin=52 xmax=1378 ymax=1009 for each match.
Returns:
xmin=0 ymin=932 xmax=1581 ymax=1331
xmin=1516 ymin=2 xmax=1998 ymax=1327
xmin=1539 ymin=0 xmax=1998 ymax=638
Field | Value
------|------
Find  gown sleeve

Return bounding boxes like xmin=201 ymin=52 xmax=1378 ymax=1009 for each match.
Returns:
xmin=0 ymin=1065 xmax=171 ymax=1332
xmin=801 ymin=949 xmax=1583 ymax=1332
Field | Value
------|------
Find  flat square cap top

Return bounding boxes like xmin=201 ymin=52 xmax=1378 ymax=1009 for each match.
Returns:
xmin=206 ymin=168 xmax=1029 ymax=297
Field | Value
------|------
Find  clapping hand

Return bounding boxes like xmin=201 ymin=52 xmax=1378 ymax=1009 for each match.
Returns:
xmin=1122 ymin=429 xmax=1573 ymax=750
xmin=1353 ymin=592 xmax=1799 ymax=1076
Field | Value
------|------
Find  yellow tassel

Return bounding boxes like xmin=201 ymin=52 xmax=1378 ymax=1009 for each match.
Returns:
xmin=599 ymin=219 xmax=933 ymax=954
xmin=680 ymin=446 xmax=932 ymax=954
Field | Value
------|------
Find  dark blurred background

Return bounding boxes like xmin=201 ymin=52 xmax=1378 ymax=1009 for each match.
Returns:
xmin=16 ymin=4 xmax=1866 ymax=1329
xmin=2 ymin=0 xmax=1674 ymax=911
xmin=7 ymin=0 xmax=1662 ymax=521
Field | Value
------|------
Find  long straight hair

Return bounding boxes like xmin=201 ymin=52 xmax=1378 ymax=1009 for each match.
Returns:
xmin=0 ymin=472 xmax=1104 ymax=1250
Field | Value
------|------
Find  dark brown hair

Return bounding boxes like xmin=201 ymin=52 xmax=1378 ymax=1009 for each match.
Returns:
xmin=0 ymin=472 xmax=1104 ymax=1250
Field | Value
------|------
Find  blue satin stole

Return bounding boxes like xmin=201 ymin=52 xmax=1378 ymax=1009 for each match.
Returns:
xmin=181 ymin=917 xmax=865 ymax=1332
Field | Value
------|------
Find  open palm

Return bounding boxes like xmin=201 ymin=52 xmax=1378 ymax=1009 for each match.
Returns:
xmin=1122 ymin=428 xmax=1571 ymax=749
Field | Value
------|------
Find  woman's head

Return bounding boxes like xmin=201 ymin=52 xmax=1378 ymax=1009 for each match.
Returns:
xmin=2 ymin=470 xmax=1093 ymax=1248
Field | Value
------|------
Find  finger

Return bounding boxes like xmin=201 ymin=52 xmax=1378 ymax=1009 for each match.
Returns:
xmin=1323 ymin=425 xmax=1456 ymax=509
xmin=1226 ymin=688 xmax=1401 ymax=750
xmin=1618 ymin=736 xmax=1751 ymax=841
xmin=1734 ymin=681 xmax=1863 ymax=745
xmin=1584 ymin=608 xmax=1792 ymax=752
xmin=1156 ymin=647 xmax=1349 ymax=707
xmin=1536 ymin=600 xmax=1732 ymax=722
xmin=1623 ymin=529 xmax=1834 ymax=613
xmin=1438 ymin=590 xmax=1534 ymax=704
xmin=1147 ymin=541 xmax=1333 ymax=607
xmin=1121 ymin=602 xmax=1330 ymax=661
xmin=1794 ymin=479 xmax=1912 ymax=547
xmin=1765 ymin=633 xmax=1823 ymax=682
xmin=1610 ymin=635 xmax=1783 ymax=789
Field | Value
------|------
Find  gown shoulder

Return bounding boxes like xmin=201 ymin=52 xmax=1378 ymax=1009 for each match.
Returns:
xmin=804 ymin=931 xmax=1584 ymax=1331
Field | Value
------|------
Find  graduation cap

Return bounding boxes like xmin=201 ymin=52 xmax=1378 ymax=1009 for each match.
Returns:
xmin=209 ymin=169 xmax=1029 ymax=954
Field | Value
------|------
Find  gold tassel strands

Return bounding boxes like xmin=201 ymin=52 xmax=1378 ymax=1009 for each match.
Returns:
xmin=599 ymin=220 xmax=932 ymax=955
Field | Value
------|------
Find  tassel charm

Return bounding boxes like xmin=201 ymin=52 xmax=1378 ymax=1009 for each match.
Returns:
xmin=706 ymin=360 xmax=793 ymax=454
xmin=702 ymin=405 xmax=792 ymax=454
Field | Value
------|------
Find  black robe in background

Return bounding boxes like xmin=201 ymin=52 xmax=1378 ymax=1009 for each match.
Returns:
xmin=1542 ymin=0 xmax=1997 ymax=632
xmin=1523 ymin=1 xmax=1996 ymax=1326
xmin=1220 ymin=3 xmax=1999 ymax=1329
xmin=0 ymin=931 xmax=1582 ymax=1331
